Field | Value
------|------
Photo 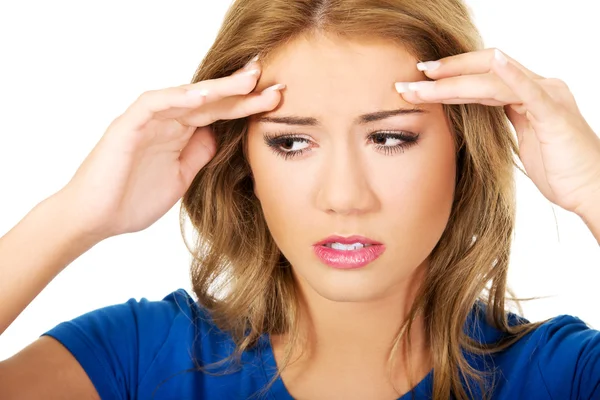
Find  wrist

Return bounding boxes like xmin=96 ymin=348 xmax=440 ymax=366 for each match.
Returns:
xmin=574 ymin=192 xmax=600 ymax=244
xmin=574 ymin=189 xmax=600 ymax=219
xmin=44 ymin=189 xmax=109 ymax=247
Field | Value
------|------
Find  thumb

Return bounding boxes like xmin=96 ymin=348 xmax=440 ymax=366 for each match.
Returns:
xmin=179 ymin=126 xmax=217 ymax=185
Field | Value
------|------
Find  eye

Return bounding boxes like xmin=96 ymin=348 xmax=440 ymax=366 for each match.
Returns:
xmin=263 ymin=130 xmax=420 ymax=160
xmin=368 ymin=131 xmax=420 ymax=156
xmin=263 ymin=133 xmax=313 ymax=160
xmin=279 ymin=137 xmax=310 ymax=152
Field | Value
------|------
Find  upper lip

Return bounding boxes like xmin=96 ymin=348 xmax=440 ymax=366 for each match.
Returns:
xmin=314 ymin=235 xmax=382 ymax=246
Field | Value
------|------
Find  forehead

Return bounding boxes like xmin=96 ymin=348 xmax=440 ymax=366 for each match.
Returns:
xmin=263 ymin=33 xmax=420 ymax=78
xmin=256 ymin=33 xmax=430 ymax=121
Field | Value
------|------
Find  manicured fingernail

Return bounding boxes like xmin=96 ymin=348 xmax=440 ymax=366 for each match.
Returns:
xmin=416 ymin=61 xmax=441 ymax=71
xmin=395 ymin=82 xmax=412 ymax=93
xmin=494 ymin=49 xmax=508 ymax=66
xmin=395 ymin=81 xmax=436 ymax=94
xmin=187 ymin=88 xmax=209 ymax=98
xmin=262 ymin=83 xmax=286 ymax=93
xmin=241 ymin=69 xmax=260 ymax=76
xmin=244 ymin=55 xmax=260 ymax=68
xmin=408 ymin=81 xmax=436 ymax=91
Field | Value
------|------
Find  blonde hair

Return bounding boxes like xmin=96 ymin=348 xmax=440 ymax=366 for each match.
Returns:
xmin=181 ymin=1 xmax=550 ymax=398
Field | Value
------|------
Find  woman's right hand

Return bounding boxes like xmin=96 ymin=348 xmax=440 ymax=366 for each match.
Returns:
xmin=58 ymin=59 xmax=282 ymax=240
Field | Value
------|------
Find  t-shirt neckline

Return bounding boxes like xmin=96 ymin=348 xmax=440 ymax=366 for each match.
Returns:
xmin=257 ymin=334 xmax=434 ymax=399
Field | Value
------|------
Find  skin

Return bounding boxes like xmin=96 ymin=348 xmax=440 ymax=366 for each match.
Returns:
xmin=247 ymin=33 xmax=457 ymax=399
xmin=1 ymin=22 xmax=598 ymax=400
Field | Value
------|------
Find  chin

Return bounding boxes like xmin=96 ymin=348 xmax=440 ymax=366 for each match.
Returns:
xmin=301 ymin=266 xmax=399 ymax=303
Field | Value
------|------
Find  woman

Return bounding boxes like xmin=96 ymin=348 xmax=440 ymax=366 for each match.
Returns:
xmin=1 ymin=0 xmax=599 ymax=398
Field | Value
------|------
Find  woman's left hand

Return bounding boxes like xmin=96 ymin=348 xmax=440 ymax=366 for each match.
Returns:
xmin=395 ymin=48 xmax=600 ymax=217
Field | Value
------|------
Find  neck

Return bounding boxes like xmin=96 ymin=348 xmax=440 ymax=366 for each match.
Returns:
xmin=273 ymin=260 xmax=431 ymax=392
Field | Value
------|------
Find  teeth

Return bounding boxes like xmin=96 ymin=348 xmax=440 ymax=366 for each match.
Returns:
xmin=327 ymin=242 xmax=367 ymax=251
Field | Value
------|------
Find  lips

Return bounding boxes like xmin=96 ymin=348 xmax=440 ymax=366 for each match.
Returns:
xmin=312 ymin=235 xmax=385 ymax=269
xmin=313 ymin=235 xmax=382 ymax=247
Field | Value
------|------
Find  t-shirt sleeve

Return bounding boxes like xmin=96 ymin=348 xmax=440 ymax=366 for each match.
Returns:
xmin=41 ymin=289 xmax=193 ymax=400
xmin=536 ymin=314 xmax=600 ymax=399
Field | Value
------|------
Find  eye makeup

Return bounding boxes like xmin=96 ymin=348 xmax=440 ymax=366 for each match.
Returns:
xmin=263 ymin=130 xmax=420 ymax=160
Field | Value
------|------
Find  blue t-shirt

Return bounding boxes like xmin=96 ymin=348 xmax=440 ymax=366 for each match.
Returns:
xmin=42 ymin=289 xmax=600 ymax=399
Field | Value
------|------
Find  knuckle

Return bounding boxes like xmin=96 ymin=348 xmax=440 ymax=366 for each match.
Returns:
xmin=136 ymin=90 xmax=155 ymax=104
xmin=134 ymin=90 xmax=158 ymax=112
xmin=546 ymin=78 xmax=569 ymax=90
xmin=139 ymin=89 xmax=174 ymax=114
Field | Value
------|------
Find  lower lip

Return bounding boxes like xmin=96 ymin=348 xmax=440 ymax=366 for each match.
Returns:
xmin=313 ymin=245 xmax=386 ymax=269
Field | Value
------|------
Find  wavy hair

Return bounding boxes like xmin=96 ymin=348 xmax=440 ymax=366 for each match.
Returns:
xmin=180 ymin=1 xmax=550 ymax=398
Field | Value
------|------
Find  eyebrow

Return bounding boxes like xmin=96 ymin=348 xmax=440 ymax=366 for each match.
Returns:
xmin=256 ymin=108 xmax=428 ymax=126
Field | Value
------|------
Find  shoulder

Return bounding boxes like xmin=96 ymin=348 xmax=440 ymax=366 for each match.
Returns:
xmin=529 ymin=313 xmax=600 ymax=399
xmin=44 ymin=288 xmax=223 ymax=366
xmin=43 ymin=289 xmax=269 ymax=399
xmin=472 ymin=307 xmax=600 ymax=400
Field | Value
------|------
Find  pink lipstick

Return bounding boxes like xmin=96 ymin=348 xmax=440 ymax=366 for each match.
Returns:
xmin=313 ymin=235 xmax=385 ymax=269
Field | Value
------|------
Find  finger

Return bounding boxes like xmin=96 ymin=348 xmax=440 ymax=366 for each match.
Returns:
xmin=504 ymin=105 xmax=528 ymax=146
xmin=231 ymin=55 xmax=260 ymax=76
xmin=395 ymin=74 xmax=520 ymax=105
xmin=179 ymin=126 xmax=217 ymax=185
xmin=412 ymin=98 xmax=504 ymax=105
xmin=179 ymin=84 xmax=286 ymax=127
xmin=491 ymin=50 xmax=561 ymax=123
xmin=182 ymin=68 xmax=264 ymax=103
xmin=416 ymin=48 xmax=542 ymax=80
xmin=509 ymin=104 xmax=527 ymax=115
xmin=164 ymin=57 xmax=263 ymax=119
xmin=124 ymin=68 xmax=264 ymax=128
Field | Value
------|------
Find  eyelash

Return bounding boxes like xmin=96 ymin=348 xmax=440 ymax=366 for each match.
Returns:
xmin=263 ymin=131 xmax=421 ymax=160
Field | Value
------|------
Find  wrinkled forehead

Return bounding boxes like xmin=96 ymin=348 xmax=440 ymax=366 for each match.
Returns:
xmin=254 ymin=33 xmax=436 ymax=125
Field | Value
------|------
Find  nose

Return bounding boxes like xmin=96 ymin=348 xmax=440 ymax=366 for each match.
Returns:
xmin=314 ymin=142 xmax=380 ymax=216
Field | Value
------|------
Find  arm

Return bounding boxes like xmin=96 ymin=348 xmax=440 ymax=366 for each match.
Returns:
xmin=0 ymin=191 xmax=103 ymax=399
xmin=0 ymin=336 xmax=100 ymax=400
xmin=0 ymin=191 xmax=101 ymax=336
xmin=0 ymin=56 xmax=274 ymax=336
xmin=0 ymin=56 xmax=277 ymax=399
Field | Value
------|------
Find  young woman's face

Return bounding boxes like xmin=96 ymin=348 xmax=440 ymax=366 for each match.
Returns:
xmin=247 ymin=33 xmax=456 ymax=303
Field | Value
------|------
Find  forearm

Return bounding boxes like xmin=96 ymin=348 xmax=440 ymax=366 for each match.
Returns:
xmin=0 ymin=192 xmax=102 ymax=335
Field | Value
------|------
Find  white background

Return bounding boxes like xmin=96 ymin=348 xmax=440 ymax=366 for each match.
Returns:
xmin=0 ymin=1 xmax=599 ymax=360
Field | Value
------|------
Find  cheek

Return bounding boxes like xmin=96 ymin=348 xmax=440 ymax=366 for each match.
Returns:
xmin=248 ymin=143 xmax=312 ymax=242
xmin=380 ymin=141 xmax=456 ymax=241
xmin=247 ymin=125 xmax=456 ymax=254
xmin=254 ymin=166 xmax=306 ymax=218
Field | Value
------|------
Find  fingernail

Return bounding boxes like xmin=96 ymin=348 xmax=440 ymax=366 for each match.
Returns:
xmin=187 ymin=88 xmax=209 ymax=98
xmin=395 ymin=82 xmax=412 ymax=93
xmin=395 ymin=81 xmax=436 ymax=93
xmin=416 ymin=61 xmax=441 ymax=71
xmin=244 ymin=54 xmax=260 ymax=69
xmin=494 ymin=49 xmax=508 ymax=66
xmin=408 ymin=81 xmax=436 ymax=91
xmin=241 ymin=68 xmax=260 ymax=76
xmin=262 ymin=83 xmax=286 ymax=93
